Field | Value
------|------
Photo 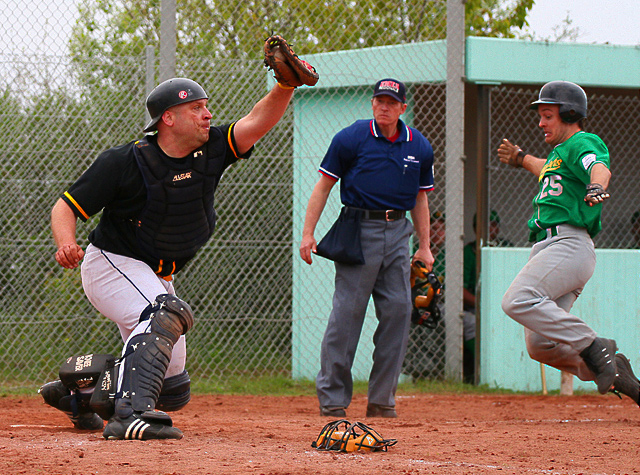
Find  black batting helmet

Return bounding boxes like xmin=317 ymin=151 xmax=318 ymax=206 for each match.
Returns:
xmin=529 ymin=80 xmax=587 ymax=123
xmin=143 ymin=78 xmax=208 ymax=132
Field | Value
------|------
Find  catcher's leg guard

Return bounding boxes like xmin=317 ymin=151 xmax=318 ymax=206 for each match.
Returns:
xmin=127 ymin=295 xmax=194 ymax=412
xmin=39 ymin=380 xmax=104 ymax=431
xmin=39 ymin=354 xmax=116 ymax=431
xmin=157 ymin=370 xmax=191 ymax=412
xmin=89 ymin=360 xmax=119 ymax=420
xmin=103 ymin=294 xmax=193 ymax=440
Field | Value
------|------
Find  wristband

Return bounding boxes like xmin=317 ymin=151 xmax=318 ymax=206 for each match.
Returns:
xmin=277 ymin=82 xmax=295 ymax=90
xmin=516 ymin=149 xmax=526 ymax=167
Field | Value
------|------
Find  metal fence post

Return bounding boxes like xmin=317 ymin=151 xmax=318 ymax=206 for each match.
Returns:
xmin=159 ymin=0 xmax=176 ymax=81
xmin=445 ymin=0 xmax=465 ymax=381
xmin=145 ymin=45 xmax=155 ymax=126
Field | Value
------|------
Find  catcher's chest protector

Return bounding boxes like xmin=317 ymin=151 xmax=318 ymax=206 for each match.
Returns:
xmin=133 ymin=137 xmax=217 ymax=262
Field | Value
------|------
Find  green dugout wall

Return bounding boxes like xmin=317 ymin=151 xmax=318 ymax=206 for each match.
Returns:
xmin=481 ymin=248 xmax=640 ymax=392
xmin=291 ymin=37 xmax=640 ymax=390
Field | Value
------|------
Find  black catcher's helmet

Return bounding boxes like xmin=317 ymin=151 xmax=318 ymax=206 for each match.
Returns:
xmin=143 ymin=78 xmax=208 ymax=132
xmin=529 ymin=80 xmax=587 ymax=123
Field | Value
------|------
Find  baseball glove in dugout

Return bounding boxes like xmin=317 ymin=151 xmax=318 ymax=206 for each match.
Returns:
xmin=263 ymin=35 xmax=319 ymax=88
xmin=410 ymin=260 xmax=443 ymax=328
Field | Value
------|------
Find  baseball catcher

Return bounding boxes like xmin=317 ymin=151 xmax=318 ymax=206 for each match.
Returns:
xmin=43 ymin=28 xmax=307 ymax=439
xmin=264 ymin=34 xmax=319 ymax=88
xmin=410 ymin=260 xmax=442 ymax=328
xmin=311 ymin=419 xmax=397 ymax=453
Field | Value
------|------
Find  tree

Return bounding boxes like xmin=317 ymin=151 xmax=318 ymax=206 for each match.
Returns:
xmin=466 ymin=0 xmax=535 ymax=38
xmin=69 ymin=0 xmax=537 ymax=63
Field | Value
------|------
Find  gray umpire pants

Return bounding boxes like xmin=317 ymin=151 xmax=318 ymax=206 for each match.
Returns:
xmin=501 ymin=224 xmax=599 ymax=382
xmin=316 ymin=216 xmax=414 ymax=409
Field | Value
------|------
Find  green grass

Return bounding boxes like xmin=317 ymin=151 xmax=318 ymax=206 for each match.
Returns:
xmin=2 ymin=376 xmax=598 ymax=398
xmin=0 ymin=387 xmax=43 ymax=397
xmin=190 ymin=376 xmax=524 ymax=396
xmin=191 ymin=376 xmax=600 ymax=397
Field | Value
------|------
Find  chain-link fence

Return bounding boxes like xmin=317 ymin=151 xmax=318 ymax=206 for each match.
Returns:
xmin=2 ymin=0 xmax=462 ymax=390
xmin=4 ymin=1 xmax=638 ymax=392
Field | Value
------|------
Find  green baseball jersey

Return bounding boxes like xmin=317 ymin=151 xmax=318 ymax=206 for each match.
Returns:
xmin=527 ymin=131 xmax=610 ymax=240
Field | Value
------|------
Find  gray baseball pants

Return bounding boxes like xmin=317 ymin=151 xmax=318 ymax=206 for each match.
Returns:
xmin=316 ymin=217 xmax=414 ymax=409
xmin=501 ymin=224 xmax=598 ymax=382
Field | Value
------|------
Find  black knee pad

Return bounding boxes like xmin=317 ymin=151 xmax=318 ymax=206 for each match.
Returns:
xmin=157 ymin=370 xmax=191 ymax=412
xmin=151 ymin=295 xmax=195 ymax=343
xmin=140 ymin=294 xmax=194 ymax=328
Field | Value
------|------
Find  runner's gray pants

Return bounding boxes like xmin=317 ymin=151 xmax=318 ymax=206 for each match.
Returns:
xmin=502 ymin=224 xmax=598 ymax=382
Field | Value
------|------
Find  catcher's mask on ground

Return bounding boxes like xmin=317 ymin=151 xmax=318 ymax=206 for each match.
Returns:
xmin=144 ymin=78 xmax=208 ymax=133
xmin=529 ymin=80 xmax=587 ymax=123
xmin=311 ymin=419 xmax=397 ymax=453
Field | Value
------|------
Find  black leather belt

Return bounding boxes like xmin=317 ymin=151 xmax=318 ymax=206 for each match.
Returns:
xmin=346 ymin=207 xmax=406 ymax=221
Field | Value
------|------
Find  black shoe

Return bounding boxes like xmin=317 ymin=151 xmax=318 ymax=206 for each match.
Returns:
xmin=38 ymin=380 xmax=104 ymax=431
xmin=366 ymin=403 xmax=398 ymax=418
xmin=611 ymin=353 xmax=640 ymax=406
xmin=103 ymin=410 xmax=183 ymax=440
xmin=580 ymin=337 xmax=618 ymax=394
xmin=319 ymin=406 xmax=346 ymax=417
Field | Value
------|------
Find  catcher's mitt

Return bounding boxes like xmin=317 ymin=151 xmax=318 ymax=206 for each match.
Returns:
xmin=263 ymin=35 xmax=319 ymax=88
xmin=410 ymin=260 xmax=443 ymax=328
xmin=311 ymin=419 xmax=397 ymax=453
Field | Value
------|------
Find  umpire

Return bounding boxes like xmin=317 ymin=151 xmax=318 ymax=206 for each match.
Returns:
xmin=41 ymin=75 xmax=297 ymax=440
xmin=300 ymin=78 xmax=435 ymax=418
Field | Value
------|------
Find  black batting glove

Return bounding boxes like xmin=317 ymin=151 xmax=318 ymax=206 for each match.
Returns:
xmin=584 ymin=183 xmax=610 ymax=206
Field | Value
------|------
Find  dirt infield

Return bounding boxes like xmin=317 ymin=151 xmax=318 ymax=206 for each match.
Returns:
xmin=2 ymin=392 xmax=639 ymax=475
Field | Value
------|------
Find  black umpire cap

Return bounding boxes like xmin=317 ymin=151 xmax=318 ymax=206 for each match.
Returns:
xmin=372 ymin=78 xmax=406 ymax=104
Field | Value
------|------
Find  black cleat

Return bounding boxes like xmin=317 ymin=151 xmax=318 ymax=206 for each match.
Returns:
xmin=366 ymin=403 xmax=398 ymax=418
xmin=103 ymin=410 xmax=183 ymax=440
xmin=319 ymin=406 xmax=346 ymax=417
xmin=611 ymin=353 xmax=640 ymax=406
xmin=580 ymin=337 xmax=618 ymax=394
xmin=38 ymin=380 xmax=104 ymax=431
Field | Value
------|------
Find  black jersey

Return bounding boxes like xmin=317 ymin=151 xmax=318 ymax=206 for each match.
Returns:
xmin=61 ymin=123 xmax=251 ymax=275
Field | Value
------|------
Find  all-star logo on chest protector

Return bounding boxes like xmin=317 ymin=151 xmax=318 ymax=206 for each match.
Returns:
xmin=173 ymin=172 xmax=192 ymax=182
xmin=133 ymin=137 xmax=217 ymax=267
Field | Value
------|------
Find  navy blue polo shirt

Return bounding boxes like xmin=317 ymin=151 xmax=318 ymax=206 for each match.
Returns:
xmin=319 ymin=119 xmax=434 ymax=210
